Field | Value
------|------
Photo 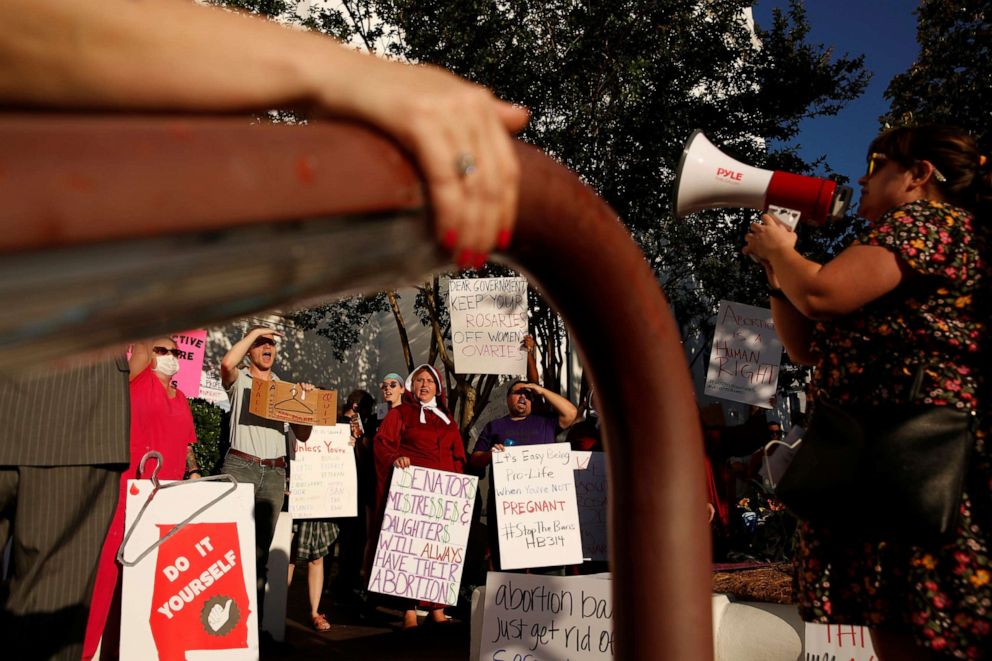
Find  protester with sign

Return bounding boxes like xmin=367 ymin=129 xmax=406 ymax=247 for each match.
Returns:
xmin=469 ymin=375 xmax=577 ymax=570
xmin=374 ymin=364 xmax=466 ymax=628
xmin=220 ymin=326 xmax=314 ymax=616
xmin=743 ymin=125 xmax=992 ymax=658
xmin=82 ymin=337 xmax=201 ymax=659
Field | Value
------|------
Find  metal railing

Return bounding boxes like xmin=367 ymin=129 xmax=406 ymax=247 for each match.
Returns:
xmin=0 ymin=113 xmax=712 ymax=660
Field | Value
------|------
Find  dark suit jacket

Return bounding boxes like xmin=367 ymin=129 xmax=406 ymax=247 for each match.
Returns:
xmin=0 ymin=357 xmax=130 ymax=466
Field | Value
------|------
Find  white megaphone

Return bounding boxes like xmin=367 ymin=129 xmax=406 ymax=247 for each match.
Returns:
xmin=674 ymin=130 xmax=852 ymax=229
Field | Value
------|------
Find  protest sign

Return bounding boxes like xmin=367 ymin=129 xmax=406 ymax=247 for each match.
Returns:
xmin=170 ymin=329 xmax=207 ymax=399
xmin=704 ymin=300 xmax=783 ymax=409
xmin=481 ymin=572 xmax=613 ymax=661
xmin=804 ymin=622 xmax=877 ymax=660
xmin=449 ymin=277 xmax=529 ymax=375
xmin=492 ymin=445 xmax=583 ymax=570
xmin=198 ymin=370 xmax=230 ymax=409
xmin=368 ymin=466 xmax=477 ymax=606
xmin=120 ymin=479 xmax=257 ymax=661
xmin=290 ymin=424 xmax=357 ymax=519
xmin=249 ymin=379 xmax=337 ymax=426
xmin=572 ymin=451 xmax=608 ymax=561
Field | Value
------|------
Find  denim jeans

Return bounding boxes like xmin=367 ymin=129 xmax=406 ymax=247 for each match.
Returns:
xmin=221 ymin=454 xmax=286 ymax=604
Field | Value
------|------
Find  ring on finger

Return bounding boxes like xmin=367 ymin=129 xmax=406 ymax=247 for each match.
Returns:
xmin=455 ymin=152 xmax=477 ymax=178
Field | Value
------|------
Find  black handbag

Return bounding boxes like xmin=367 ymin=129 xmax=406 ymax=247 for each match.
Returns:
xmin=774 ymin=397 xmax=975 ymax=542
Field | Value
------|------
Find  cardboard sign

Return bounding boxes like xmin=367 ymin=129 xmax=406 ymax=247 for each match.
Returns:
xmin=572 ymin=451 xmax=609 ymax=561
xmin=120 ymin=480 xmax=258 ymax=661
xmin=368 ymin=466 xmax=477 ymax=606
xmin=170 ymin=329 xmax=207 ymax=399
xmin=289 ymin=424 xmax=357 ymax=519
xmin=492 ymin=445 xmax=583 ymax=570
xmin=248 ymin=379 xmax=337 ymax=426
xmin=704 ymin=300 xmax=783 ymax=409
xmin=481 ymin=572 xmax=613 ymax=661
xmin=804 ymin=622 xmax=877 ymax=660
xmin=449 ymin=277 xmax=529 ymax=375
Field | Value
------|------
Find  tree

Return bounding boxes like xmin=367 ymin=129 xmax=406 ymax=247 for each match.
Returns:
xmin=216 ymin=0 xmax=869 ymax=419
xmin=883 ymin=0 xmax=991 ymax=149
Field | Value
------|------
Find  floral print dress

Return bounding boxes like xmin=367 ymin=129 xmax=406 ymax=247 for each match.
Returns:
xmin=795 ymin=199 xmax=992 ymax=659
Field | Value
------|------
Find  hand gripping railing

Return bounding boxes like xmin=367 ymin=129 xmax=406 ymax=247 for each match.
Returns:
xmin=0 ymin=114 xmax=712 ymax=660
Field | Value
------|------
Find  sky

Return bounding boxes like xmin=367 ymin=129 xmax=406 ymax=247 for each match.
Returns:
xmin=751 ymin=0 xmax=920 ymax=198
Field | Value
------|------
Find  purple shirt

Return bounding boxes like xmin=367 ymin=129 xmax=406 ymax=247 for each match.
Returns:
xmin=474 ymin=414 xmax=559 ymax=453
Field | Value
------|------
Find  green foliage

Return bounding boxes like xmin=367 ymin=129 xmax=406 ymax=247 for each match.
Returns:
xmin=189 ymin=398 xmax=224 ymax=475
xmin=883 ymin=0 xmax=992 ymax=150
xmin=217 ymin=0 xmax=869 ymax=385
xmin=289 ymin=293 xmax=391 ymax=361
xmin=366 ymin=0 xmax=868 ymax=333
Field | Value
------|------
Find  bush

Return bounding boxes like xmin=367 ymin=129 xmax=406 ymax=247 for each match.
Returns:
xmin=189 ymin=398 xmax=224 ymax=475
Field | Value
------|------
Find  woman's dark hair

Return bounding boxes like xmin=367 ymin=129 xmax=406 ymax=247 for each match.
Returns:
xmin=344 ymin=389 xmax=374 ymax=419
xmin=869 ymin=125 xmax=992 ymax=218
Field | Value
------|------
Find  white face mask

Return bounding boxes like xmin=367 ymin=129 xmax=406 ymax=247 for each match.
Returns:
xmin=153 ymin=354 xmax=180 ymax=377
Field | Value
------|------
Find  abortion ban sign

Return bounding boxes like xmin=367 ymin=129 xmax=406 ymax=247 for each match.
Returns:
xmin=492 ymin=444 xmax=583 ymax=570
xmin=368 ymin=466 xmax=477 ymax=606
xmin=482 ymin=572 xmax=614 ymax=661
xmin=449 ymin=277 xmax=528 ymax=375
xmin=704 ymin=300 xmax=783 ymax=409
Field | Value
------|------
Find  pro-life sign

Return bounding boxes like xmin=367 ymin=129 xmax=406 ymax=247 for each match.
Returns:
xmin=704 ymin=300 xmax=783 ymax=409
xmin=449 ymin=277 xmax=528 ymax=375
xmin=492 ymin=445 xmax=583 ymax=570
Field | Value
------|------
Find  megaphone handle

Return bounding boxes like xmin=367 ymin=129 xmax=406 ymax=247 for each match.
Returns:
xmin=766 ymin=205 xmax=801 ymax=231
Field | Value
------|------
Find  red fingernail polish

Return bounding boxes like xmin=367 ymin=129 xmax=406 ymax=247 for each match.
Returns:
xmin=474 ymin=252 xmax=488 ymax=270
xmin=457 ymin=249 xmax=472 ymax=269
xmin=497 ymin=229 xmax=512 ymax=250
xmin=442 ymin=229 xmax=458 ymax=251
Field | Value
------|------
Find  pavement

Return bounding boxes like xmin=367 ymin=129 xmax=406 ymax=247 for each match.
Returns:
xmin=264 ymin=577 xmax=472 ymax=661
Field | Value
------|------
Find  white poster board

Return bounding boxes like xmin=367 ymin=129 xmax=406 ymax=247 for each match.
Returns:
xmin=368 ymin=466 xmax=478 ymax=606
xmin=804 ymin=622 xmax=877 ymax=660
xmin=198 ymin=370 xmax=230 ymax=410
xmin=572 ymin=451 xmax=609 ymax=561
xmin=449 ymin=277 xmax=529 ymax=375
xmin=120 ymin=479 xmax=258 ymax=661
xmin=704 ymin=300 xmax=783 ymax=409
xmin=481 ymin=572 xmax=614 ymax=660
xmin=492 ymin=444 xmax=583 ymax=569
xmin=289 ymin=424 xmax=357 ymax=519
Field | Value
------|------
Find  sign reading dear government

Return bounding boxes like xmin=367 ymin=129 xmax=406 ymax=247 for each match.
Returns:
xmin=449 ymin=277 xmax=529 ymax=375
xmin=704 ymin=300 xmax=782 ymax=409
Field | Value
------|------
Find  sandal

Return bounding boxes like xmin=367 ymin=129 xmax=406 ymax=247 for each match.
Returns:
xmin=312 ymin=613 xmax=331 ymax=631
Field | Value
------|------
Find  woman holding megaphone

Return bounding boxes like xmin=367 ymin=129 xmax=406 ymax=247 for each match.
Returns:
xmin=743 ymin=125 xmax=992 ymax=659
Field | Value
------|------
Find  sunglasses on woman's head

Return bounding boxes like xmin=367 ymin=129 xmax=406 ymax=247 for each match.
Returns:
xmin=152 ymin=346 xmax=181 ymax=357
